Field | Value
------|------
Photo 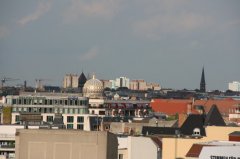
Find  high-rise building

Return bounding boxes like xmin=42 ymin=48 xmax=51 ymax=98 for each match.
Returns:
xmin=115 ymin=77 xmax=130 ymax=88
xmin=200 ymin=67 xmax=206 ymax=92
xmin=130 ymin=80 xmax=147 ymax=90
xmin=229 ymin=81 xmax=240 ymax=92
xmin=63 ymin=74 xmax=79 ymax=88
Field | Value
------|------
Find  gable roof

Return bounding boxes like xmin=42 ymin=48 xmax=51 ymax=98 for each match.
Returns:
xmin=194 ymin=98 xmax=240 ymax=116
xmin=180 ymin=114 xmax=206 ymax=136
xmin=150 ymin=99 xmax=198 ymax=115
xmin=186 ymin=144 xmax=213 ymax=157
xmin=204 ymin=105 xmax=226 ymax=126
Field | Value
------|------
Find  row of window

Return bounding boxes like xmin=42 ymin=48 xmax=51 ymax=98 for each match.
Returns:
xmin=11 ymin=98 xmax=88 ymax=106
xmin=67 ymin=116 xmax=84 ymax=123
xmin=67 ymin=124 xmax=84 ymax=130
xmin=12 ymin=107 xmax=89 ymax=114
xmin=15 ymin=115 xmax=84 ymax=124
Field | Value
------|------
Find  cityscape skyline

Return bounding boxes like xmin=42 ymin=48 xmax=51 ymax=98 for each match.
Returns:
xmin=1 ymin=0 xmax=240 ymax=91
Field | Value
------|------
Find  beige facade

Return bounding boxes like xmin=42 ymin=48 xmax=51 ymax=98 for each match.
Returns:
xmin=162 ymin=126 xmax=240 ymax=159
xmin=63 ymin=74 xmax=79 ymax=88
xmin=130 ymin=80 xmax=147 ymax=91
xmin=15 ymin=129 xmax=118 ymax=159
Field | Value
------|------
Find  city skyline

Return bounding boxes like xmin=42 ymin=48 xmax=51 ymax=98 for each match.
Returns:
xmin=0 ymin=0 xmax=240 ymax=90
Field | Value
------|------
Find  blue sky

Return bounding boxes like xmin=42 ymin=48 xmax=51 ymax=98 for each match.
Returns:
xmin=0 ymin=0 xmax=240 ymax=90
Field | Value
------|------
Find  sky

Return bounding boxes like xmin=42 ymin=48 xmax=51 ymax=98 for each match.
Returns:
xmin=0 ymin=0 xmax=240 ymax=91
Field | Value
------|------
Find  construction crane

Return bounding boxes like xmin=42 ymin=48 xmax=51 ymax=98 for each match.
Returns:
xmin=1 ymin=77 xmax=20 ymax=88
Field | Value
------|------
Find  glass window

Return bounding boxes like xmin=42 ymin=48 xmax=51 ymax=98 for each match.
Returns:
xmin=13 ymin=99 xmax=16 ymax=105
xmin=47 ymin=116 xmax=53 ymax=123
xmin=12 ymin=107 xmax=17 ymax=112
xmin=69 ymin=109 xmax=73 ymax=114
xmin=77 ymin=124 xmax=84 ymax=130
xmin=59 ymin=108 xmax=63 ymax=113
xmin=49 ymin=100 xmax=52 ymax=105
xmin=60 ymin=100 xmax=63 ymax=105
xmin=75 ymin=108 xmax=78 ymax=114
xmin=67 ymin=124 xmax=73 ymax=129
xmin=77 ymin=116 xmax=84 ymax=123
xmin=24 ymin=99 xmax=27 ymax=105
xmin=15 ymin=115 xmax=20 ymax=122
xmin=64 ymin=108 xmax=68 ymax=114
xmin=65 ymin=100 xmax=68 ymax=105
xmin=75 ymin=100 xmax=77 ymax=105
xmin=67 ymin=116 xmax=74 ymax=123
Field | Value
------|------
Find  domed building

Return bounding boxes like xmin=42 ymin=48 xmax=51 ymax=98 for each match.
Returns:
xmin=83 ymin=75 xmax=104 ymax=98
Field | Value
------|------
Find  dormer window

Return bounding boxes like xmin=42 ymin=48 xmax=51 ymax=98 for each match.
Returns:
xmin=193 ymin=128 xmax=201 ymax=136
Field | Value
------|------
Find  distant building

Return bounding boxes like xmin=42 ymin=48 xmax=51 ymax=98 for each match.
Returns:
xmin=130 ymin=80 xmax=147 ymax=91
xmin=101 ymin=80 xmax=112 ymax=89
xmin=115 ymin=77 xmax=130 ymax=88
xmin=63 ymin=74 xmax=79 ymax=88
xmin=118 ymin=136 xmax=161 ymax=159
xmin=228 ymin=81 xmax=240 ymax=92
xmin=15 ymin=129 xmax=118 ymax=159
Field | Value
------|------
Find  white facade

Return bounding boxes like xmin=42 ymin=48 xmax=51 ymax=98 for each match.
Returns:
xmin=199 ymin=146 xmax=240 ymax=159
xmin=117 ymin=136 xmax=161 ymax=159
xmin=229 ymin=81 xmax=240 ymax=92
xmin=115 ymin=77 xmax=130 ymax=89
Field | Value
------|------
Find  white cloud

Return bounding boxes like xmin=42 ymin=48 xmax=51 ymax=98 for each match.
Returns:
xmin=80 ymin=47 xmax=99 ymax=61
xmin=17 ymin=1 xmax=52 ymax=26
xmin=0 ymin=26 xmax=9 ymax=39
xmin=133 ymin=14 xmax=213 ymax=39
xmin=63 ymin=0 xmax=121 ymax=23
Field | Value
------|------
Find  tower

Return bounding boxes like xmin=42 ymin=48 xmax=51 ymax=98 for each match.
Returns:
xmin=200 ymin=67 xmax=206 ymax=92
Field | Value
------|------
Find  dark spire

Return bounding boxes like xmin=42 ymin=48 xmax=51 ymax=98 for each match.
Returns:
xmin=200 ymin=67 xmax=206 ymax=92
xmin=78 ymin=72 xmax=87 ymax=89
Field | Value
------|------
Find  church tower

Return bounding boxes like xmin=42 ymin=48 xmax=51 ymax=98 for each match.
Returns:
xmin=200 ymin=67 xmax=206 ymax=92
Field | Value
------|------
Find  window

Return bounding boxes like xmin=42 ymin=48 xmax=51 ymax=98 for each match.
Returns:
xmin=49 ymin=100 xmax=52 ymax=105
xmin=75 ymin=100 xmax=78 ymax=105
xmin=67 ymin=116 xmax=74 ymax=123
xmin=65 ymin=100 xmax=68 ymax=105
xmin=77 ymin=116 xmax=84 ymax=123
xmin=13 ymin=99 xmax=16 ymax=104
xmin=12 ymin=107 xmax=17 ymax=112
xmin=119 ymin=154 xmax=123 ymax=159
xmin=15 ymin=115 xmax=20 ymax=122
xmin=99 ymin=111 xmax=105 ymax=115
xmin=60 ymin=100 xmax=63 ymax=105
xmin=77 ymin=124 xmax=84 ymax=130
xmin=47 ymin=116 xmax=53 ymax=123
xmin=67 ymin=124 xmax=73 ymax=129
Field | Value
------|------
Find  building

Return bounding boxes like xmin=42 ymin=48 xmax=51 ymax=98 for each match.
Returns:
xmin=118 ymin=136 xmax=162 ymax=159
xmin=0 ymin=125 xmax=40 ymax=159
xmin=83 ymin=75 xmax=152 ymax=118
xmin=162 ymin=126 xmax=240 ymax=159
xmin=129 ymin=80 xmax=147 ymax=91
xmin=200 ymin=67 xmax=206 ymax=92
xmin=15 ymin=129 xmax=118 ymax=159
xmin=186 ymin=141 xmax=240 ymax=159
xmin=101 ymin=80 xmax=112 ymax=89
xmin=115 ymin=77 xmax=130 ymax=89
xmin=63 ymin=74 xmax=79 ymax=88
xmin=3 ymin=92 xmax=91 ymax=130
xmin=229 ymin=81 xmax=240 ymax=92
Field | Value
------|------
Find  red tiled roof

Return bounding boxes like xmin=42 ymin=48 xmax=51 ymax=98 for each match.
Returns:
xmin=194 ymin=99 xmax=240 ymax=116
xmin=186 ymin=144 xmax=214 ymax=157
xmin=151 ymin=98 xmax=240 ymax=116
xmin=150 ymin=99 xmax=194 ymax=115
